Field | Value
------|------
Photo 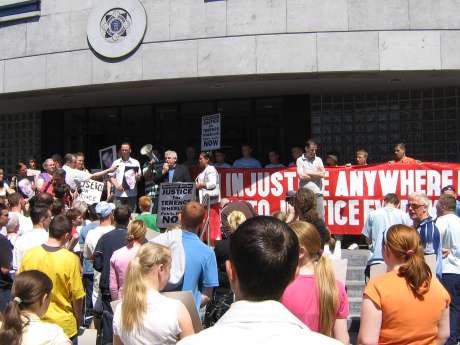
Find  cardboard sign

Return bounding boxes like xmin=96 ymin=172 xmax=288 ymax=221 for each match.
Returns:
xmin=99 ymin=145 xmax=117 ymax=170
xmin=78 ymin=180 xmax=104 ymax=205
xmin=157 ymin=182 xmax=196 ymax=228
xmin=218 ymin=162 xmax=460 ymax=234
xmin=201 ymin=113 xmax=221 ymax=151
xmin=26 ymin=169 xmax=41 ymax=177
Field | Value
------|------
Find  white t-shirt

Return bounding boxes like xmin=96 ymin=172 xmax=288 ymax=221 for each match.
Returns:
xmin=296 ymin=155 xmax=324 ymax=194
xmin=0 ymin=313 xmax=70 ymax=345
xmin=437 ymin=213 xmax=460 ymax=274
xmin=84 ymin=224 xmax=115 ymax=304
xmin=113 ymin=290 xmax=182 ymax=345
xmin=8 ymin=211 xmax=33 ymax=235
xmin=13 ymin=228 xmax=48 ymax=270
xmin=62 ymin=165 xmax=91 ymax=191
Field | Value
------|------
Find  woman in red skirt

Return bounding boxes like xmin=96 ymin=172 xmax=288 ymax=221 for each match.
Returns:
xmin=196 ymin=152 xmax=221 ymax=246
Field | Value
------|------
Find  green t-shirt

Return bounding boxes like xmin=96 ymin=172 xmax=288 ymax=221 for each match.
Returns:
xmin=136 ymin=213 xmax=160 ymax=232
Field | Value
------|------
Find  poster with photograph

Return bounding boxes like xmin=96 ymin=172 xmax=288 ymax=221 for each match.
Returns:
xmin=99 ymin=145 xmax=117 ymax=170
xmin=122 ymin=166 xmax=139 ymax=191
xmin=17 ymin=176 xmax=34 ymax=199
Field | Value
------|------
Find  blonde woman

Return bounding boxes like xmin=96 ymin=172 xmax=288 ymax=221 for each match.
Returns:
xmin=110 ymin=220 xmax=147 ymax=300
xmin=113 ymin=243 xmax=194 ymax=345
xmin=281 ymin=221 xmax=350 ymax=344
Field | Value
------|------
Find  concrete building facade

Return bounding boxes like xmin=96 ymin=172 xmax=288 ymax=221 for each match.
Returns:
xmin=1 ymin=0 xmax=460 ymax=172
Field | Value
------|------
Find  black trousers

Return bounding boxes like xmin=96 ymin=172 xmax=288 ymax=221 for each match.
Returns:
xmin=101 ymin=292 xmax=113 ymax=345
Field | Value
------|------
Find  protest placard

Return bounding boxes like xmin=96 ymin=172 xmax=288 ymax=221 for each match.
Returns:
xmin=78 ymin=180 xmax=104 ymax=205
xmin=157 ymin=182 xmax=196 ymax=228
xmin=201 ymin=113 xmax=221 ymax=151
xmin=99 ymin=145 xmax=117 ymax=170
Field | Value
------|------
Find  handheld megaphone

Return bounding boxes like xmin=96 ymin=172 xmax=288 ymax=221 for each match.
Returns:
xmin=140 ymin=144 xmax=159 ymax=163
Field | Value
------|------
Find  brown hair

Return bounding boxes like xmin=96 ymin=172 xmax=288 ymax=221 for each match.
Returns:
xmin=385 ymin=224 xmax=432 ymax=299
xmin=0 ymin=270 xmax=53 ymax=345
xmin=122 ymin=243 xmax=171 ymax=332
xmin=127 ymin=220 xmax=147 ymax=243
xmin=138 ymin=196 xmax=152 ymax=213
xmin=289 ymin=221 xmax=338 ymax=337
xmin=294 ymin=188 xmax=319 ymax=223
xmin=180 ymin=201 xmax=205 ymax=230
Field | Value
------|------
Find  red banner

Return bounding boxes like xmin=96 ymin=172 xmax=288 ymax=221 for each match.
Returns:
xmin=218 ymin=162 xmax=460 ymax=235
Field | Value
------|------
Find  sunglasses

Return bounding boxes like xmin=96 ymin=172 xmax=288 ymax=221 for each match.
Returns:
xmin=406 ymin=203 xmax=425 ymax=210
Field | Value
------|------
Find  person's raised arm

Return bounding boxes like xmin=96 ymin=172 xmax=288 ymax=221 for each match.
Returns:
xmin=91 ymin=164 xmax=118 ymax=180
xmin=357 ymin=296 xmax=382 ymax=345
xmin=436 ymin=307 xmax=450 ymax=345
xmin=177 ymin=301 xmax=195 ymax=339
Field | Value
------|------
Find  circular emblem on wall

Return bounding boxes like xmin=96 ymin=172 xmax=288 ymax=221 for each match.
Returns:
xmin=87 ymin=0 xmax=146 ymax=59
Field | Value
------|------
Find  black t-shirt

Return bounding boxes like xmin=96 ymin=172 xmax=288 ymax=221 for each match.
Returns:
xmin=0 ymin=234 xmax=13 ymax=289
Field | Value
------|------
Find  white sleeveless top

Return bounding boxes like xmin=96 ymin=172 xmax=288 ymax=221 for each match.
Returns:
xmin=113 ymin=290 xmax=182 ymax=345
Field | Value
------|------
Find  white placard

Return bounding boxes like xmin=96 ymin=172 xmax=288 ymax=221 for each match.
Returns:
xmin=201 ymin=113 xmax=221 ymax=151
xmin=99 ymin=145 xmax=117 ymax=170
xmin=26 ymin=169 xmax=41 ymax=177
xmin=78 ymin=180 xmax=104 ymax=205
xmin=157 ymin=182 xmax=196 ymax=228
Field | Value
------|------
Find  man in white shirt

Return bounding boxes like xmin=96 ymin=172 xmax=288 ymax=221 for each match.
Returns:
xmin=109 ymin=143 xmax=141 ymax=212
xmin=178 ymin=216 xmax=340 ymax=345
xmin=7 ymin=193 xmax=32 ymax=235
xmin=296 ymin=139 xmax=326 ymax=219
xmin=62 ymin=153 xmax=117 ymax=192
xmin=13 ymin=206 xmax=51 ymax=270
xmin=83 ymin=201 xmax=115 ymax=306
xmin=436 ymin=194 xmax=460 ymax=345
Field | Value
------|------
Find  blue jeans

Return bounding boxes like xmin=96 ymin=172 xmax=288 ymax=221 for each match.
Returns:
xmin=0 ymin=288 xmax=11 ymax=312
xmin=442 ymin=273 xmax=460 ymax=345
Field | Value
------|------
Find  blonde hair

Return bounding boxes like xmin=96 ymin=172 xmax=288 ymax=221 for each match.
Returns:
xmin=289 ymin=221 xmax=338 ymax=337
xmin=127 ymin=220 xmax=147 ymax=243
xmin=227 ymin=211 xmax=246 ymax=232
xmin=121 ymin=243 xmax=171 ymax=332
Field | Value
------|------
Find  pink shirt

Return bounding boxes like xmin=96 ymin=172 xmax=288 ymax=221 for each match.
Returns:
xmin=109 ymin=245 xmax=141 ymax=300
xmin=281 ymin=274 xmax=349 ymax=332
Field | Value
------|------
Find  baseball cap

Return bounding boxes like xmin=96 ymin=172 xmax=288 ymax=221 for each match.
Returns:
xmin=95 ymin=201 xmax=115 ymax=218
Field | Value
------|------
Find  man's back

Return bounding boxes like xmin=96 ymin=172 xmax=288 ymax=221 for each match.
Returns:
xmin=13 ymin=228 xmax=48 ymax=270
xmin=93 ymin=227 xmax=128 ymax=292
xmin=181 ymin=230 xmax=218 ymax=310
xmin=437 ymin=213 xmax=460 ymax=274
xmin=19 ymin=244 xmax=85 ymax=338
xmin=362 ymin=206 xmax=411 ymax=263
xmin=178 ymin=300 xmax=340 ymax=345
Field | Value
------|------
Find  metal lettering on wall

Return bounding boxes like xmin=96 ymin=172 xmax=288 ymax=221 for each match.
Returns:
xmin=87 ymin=0 xmax=146 ymax=59
xmin=0 ymin=0 xmax=40 ymax=23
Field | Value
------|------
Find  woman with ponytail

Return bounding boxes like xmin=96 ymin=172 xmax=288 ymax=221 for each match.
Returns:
xmin=113 ymin=243 xmax=194 ymax=345
xmin=281 ymin=221 xmax=350 ymax=344
xmin=0 ymin=270 xmax=70 ymax=345
xmin=110 ymin=220 xmax=147 ymax=300
xmin=358 ymin=224 xmax=450 ymax=345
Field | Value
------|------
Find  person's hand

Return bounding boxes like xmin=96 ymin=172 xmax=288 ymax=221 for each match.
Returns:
xmin=442 ymin=248 xmax=450 ymax=258
xmin=162 ymin=163 xmax=170 ymax=174
xmin=200 ymin=294 xmax=211 ymax=306
xmin=196 ymin=182 xmax=206 ymax=189
xmin=115 ymin=183 xmax=124 ymax=192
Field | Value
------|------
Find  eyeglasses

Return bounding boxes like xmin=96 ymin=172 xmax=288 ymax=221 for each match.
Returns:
xmin=406 ymin=203 xmax=425 ymax=210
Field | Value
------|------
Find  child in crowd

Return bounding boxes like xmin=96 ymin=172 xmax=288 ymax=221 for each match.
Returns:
xmin=0 ymin=270 xmax=71 ymax=345
xmin=113 ymin=243 xmax=194 ymax=345
xmin=282 ymin=221 xmax=350 ymax=344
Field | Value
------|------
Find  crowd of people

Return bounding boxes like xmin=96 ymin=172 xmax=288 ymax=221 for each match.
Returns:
xmin=0 ymin=140 xmax=457 ymax=345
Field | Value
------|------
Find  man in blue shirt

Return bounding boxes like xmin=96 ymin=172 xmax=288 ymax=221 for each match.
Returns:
xmin=362 ymin=193 xmax=412 ymax=281
xmin=233 ymin=144 xmax=262 ymax=168
xmin=154 ymin=201 xmax=219 ymax=311
xmin=180 ymin=201 xmax=219 ymax=311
